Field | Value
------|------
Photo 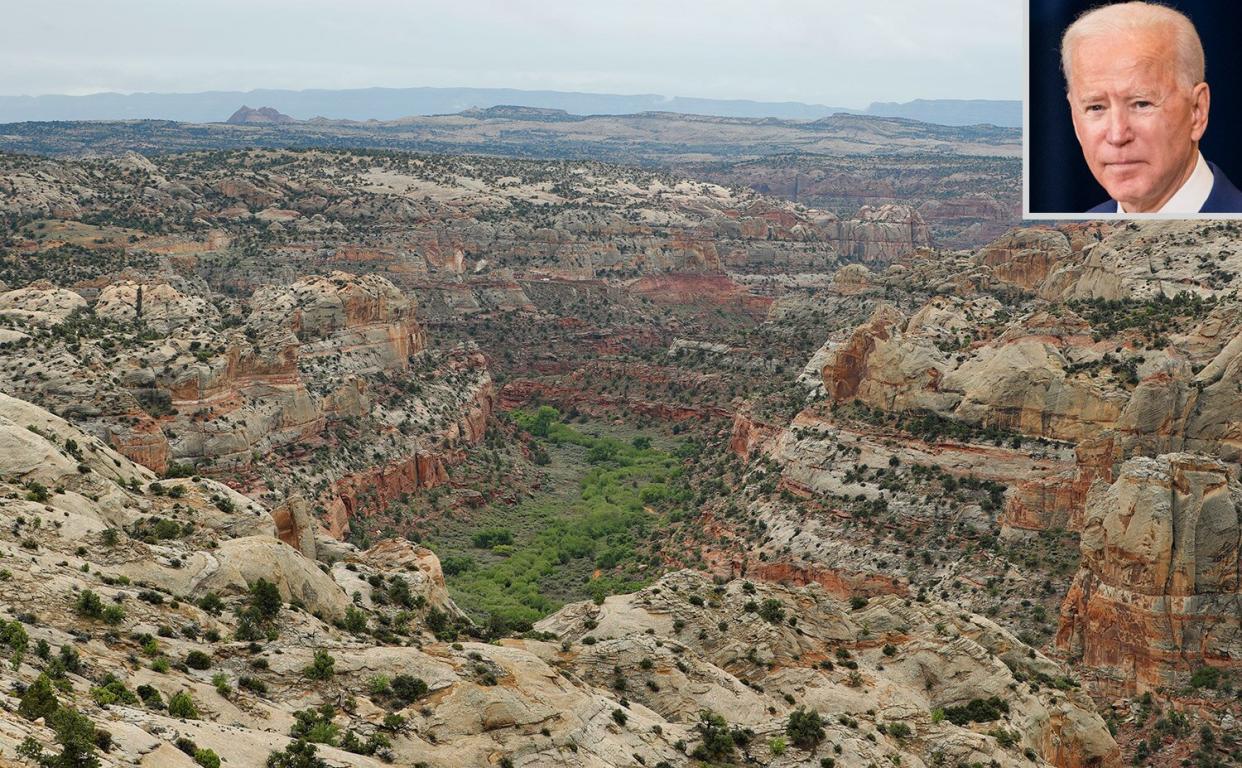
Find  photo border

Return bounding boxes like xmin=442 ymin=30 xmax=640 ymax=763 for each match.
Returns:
xmin=1021 ymin=0 xmax=1242 ymax=221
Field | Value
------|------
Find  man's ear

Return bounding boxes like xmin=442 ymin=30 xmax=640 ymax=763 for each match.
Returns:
xmin=1190 ymin=82 xmax=1210 ymax=141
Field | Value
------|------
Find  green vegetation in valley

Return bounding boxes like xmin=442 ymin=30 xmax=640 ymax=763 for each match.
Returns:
xmin=426 ymin=407 xmax=691 ymax=634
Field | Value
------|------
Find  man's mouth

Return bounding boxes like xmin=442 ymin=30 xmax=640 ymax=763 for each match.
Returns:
xmin=1103 ymin=161 xmax=1144 ymax=169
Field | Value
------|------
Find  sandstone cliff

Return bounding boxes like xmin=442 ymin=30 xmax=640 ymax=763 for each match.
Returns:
xmin=1057 ymin=453 xmax=1241 ymax=693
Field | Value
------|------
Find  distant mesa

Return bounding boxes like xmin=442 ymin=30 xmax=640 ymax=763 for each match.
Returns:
xmin=457 ymin=105 xmax=577 ymax=121
xmin=226 ymin=105 xmax=297 ymax=124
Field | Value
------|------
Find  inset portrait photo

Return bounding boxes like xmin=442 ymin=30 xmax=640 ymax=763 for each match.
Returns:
xmin=1026 ymin=0 xmax=1242 ymax=218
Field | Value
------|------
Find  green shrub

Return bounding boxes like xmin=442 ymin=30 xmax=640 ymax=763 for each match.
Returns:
xmin=194 ymin=748 xmax=221 ymax=768
xmin=75 ymin=590 xmax=104 ymax=619
xmin=197 ymin=592 xmax=224 ymax=615
xmin=786 ymin=707 xmax=825 ymax=750
xmin=304 ymin=650 xmax=335 ymax=681
xmin=758 ymin=599 xmax=785 ymax=624
xmin=47 ymin=707 xmax=101 ymax=768
xmin=240 ymin=675 xmax=268 ymax=695
xmin=342 ymin=606 xmax=368 ymax=634
xmin=137 ymin=684 xmax=164 ymax=709
xmin=691 ymin=710 xmax=735 ymax=762
xmin=942 ymin=697 xmax=1009 ymax=726
xmin=471 ymin=528 xmax=514 ymax=548
xmin=249 ymin=578 xmax=282 ymax=619
xmin=90 ymin=675 xmax=138 ymax=707
xmin=185 ymin=650 xmax=212 ymax=670
xmin=391 ymin=674 xmax=428 ymax=706
xmin=1189 ymin=666 xmax=1220 ymax=690
xmin=168 ymin=691 xmax=198 ymax=719
xmin=212 ymin=673 xmax=232 ymax=697
xmin=291 ymin=704 xmax=339 ymax=745
xmin=266 ymin=739 xmax=328 ymax=768
xmin=367 ymin=675 xmax=391 ymax=696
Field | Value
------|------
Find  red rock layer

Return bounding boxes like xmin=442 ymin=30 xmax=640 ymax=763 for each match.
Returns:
xmin=627 ymin=273 xmax=772 ymax=316
xmin=321 ymin=453 xmax=449 ymax=539
xmin=320 ymin=372 xmax=495 ymax=538
xmin=1002 ymin=435 xmax=1116 ymax=533
xmin=976 ymin=227 xmax=1070 ymax=292
xmin=108 ymin=412 xmax=171 ymax=475
xmin=702 ymin=545 xmax=908 ymax=600
xmin=728 ymin=412 xmax=781 ymax=459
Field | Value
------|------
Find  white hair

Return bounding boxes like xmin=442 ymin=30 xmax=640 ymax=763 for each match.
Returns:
xmin=1061 ymin=2 xmax=1205 ymax=89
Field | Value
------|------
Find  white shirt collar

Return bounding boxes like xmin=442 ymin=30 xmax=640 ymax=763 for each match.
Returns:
xmin=1117 ymin=151 xmax=1214 ymax=213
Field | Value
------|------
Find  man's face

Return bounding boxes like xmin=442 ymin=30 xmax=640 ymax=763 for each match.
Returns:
xmin=1066 ymin=28 xmax=1209 ymax=212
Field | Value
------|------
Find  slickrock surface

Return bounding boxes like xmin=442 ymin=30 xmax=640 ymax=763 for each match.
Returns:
xmin=537 ymin=570 xmax=1118 ymax=768
xmin=0 ymin=282 xmax=86 ymax=326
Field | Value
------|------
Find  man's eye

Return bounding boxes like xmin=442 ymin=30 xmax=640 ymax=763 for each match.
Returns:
xmin=1085 ymin=105 xmax=1104 ymax=113
xmin=1134 ymin=101 xmax=1153 ymax=108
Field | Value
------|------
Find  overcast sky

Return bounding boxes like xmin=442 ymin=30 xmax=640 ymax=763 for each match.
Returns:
xmin=2 ymin=0 xmax=1023 ymax=107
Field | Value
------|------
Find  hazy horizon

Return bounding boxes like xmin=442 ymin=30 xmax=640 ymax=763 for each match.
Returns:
xmin=1 ymin=0 xmax=1022 ymax=106
xmin=0 ymin=84 xmax=1016 ymax=113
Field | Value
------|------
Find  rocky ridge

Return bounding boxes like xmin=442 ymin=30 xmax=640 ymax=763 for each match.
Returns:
xmin=0 ymin=269 xmax=492 ymax=542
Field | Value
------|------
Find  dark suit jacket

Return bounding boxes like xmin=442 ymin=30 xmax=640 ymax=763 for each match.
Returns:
xmin=1087 ymin=162 xmax=1242 ymax=213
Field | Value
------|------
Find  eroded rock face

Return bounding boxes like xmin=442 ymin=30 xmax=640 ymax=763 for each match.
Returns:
xmin=818 ymin=300 xmax=1126 ymax=444
xmin=627 ymin=273 xmax=773 ymax=316
xmin=1058 ymin=453 xmax=1241 ymax=691
xmin=944 ymin=338 xmax=1126 ymax=443
xmin=976 ymin=227 xmax=1071 ymax=294
xmin=829 ymin=204 xmax=932 ymax=264
xmin=196 ymin=536 xmax=352 ymax=620
xmin=271 ymin=494 xmax=317 ymax=558
xmin=251 ymin=271 xmax=426 ymax=362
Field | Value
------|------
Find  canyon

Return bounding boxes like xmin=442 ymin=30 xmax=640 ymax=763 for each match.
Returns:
xmin=0 ymin=121 xmax=1236 ymax=767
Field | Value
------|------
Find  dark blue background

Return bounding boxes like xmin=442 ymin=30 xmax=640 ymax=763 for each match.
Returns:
xmin=1029 ymin=0 xmax=1242 ymax=213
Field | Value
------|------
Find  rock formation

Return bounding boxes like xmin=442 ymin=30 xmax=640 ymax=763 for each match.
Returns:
xmin=225 ymin=105 xmax=297 ymax=124
xmin=1057 ymin=453 xmax=1241 ymax=692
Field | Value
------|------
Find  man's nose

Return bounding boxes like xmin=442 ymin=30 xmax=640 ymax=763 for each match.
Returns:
xmin=1105 ymin=109 xmax=1133 ymax=145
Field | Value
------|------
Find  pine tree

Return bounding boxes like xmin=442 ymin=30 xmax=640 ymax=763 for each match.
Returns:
xmin=18 ymin=673 xmax=58 ymax=722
